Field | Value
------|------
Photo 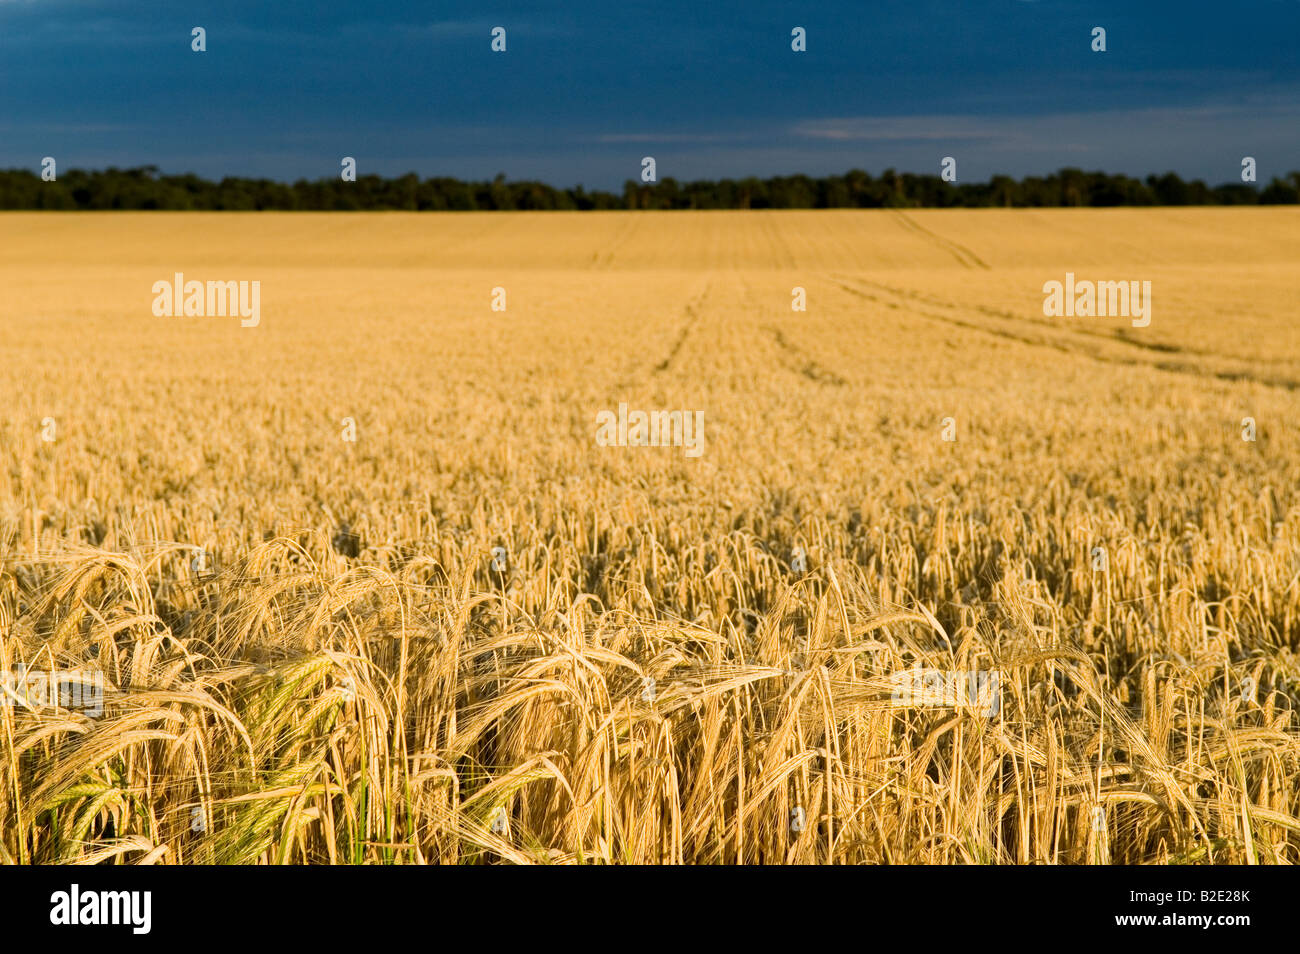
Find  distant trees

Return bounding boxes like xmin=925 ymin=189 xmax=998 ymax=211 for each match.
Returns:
xmin=1260 ymin=173 xmax=1300 ymax=204
xmin=0 ymin=166 xmax=1294 ymax=210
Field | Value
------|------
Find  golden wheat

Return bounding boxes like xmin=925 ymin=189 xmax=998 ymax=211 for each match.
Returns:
xmin=1 ymin=209 xmax=1298 ymax=864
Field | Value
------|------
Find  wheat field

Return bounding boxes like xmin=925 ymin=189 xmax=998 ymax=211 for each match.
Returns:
xmin=2 ymin=208 xmax=1299 ymax=864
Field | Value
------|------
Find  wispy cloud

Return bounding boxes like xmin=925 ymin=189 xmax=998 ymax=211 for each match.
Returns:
xmin=793 ymin=100 xmax=1300 ymax=157
xmin=793 ymin=117 xmax=999 ymax=144
xmin=0 ymin=122 xmax=137 ymax=133
xmin=591 ymin=132 xmax=739 ymax=144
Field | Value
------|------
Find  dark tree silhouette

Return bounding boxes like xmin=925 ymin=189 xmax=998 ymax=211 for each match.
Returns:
xmin=0 ymin=166 xmax=1293 ymax=210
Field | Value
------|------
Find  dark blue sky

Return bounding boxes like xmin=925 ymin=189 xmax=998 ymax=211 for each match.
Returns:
xmin=1 ymin=0 xmax=1297 ymax=188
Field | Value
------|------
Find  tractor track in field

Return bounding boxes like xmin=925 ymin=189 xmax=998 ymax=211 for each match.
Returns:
xmin=589 ymin=216 xmax=642 ymax=269
xmin=735 ymin=274 xmax=846 ymax=387
xmin=653 ymin=281 xmax=712 ymax=374
xmin=831 ymin=276 xmax=1300 ymax=392
xmin=762 ymin=325 xmax=848 ymax=386
xmin=890 ymin=210 xmax=991 ymax=270
xmin=856 ymin=276 xmax=1285 ymax=367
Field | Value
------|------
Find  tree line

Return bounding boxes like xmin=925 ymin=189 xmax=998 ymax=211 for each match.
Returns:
xmin=2 ymin=165 xmax=1297 ymax=210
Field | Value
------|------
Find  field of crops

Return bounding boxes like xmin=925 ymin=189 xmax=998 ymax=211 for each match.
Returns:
xmin=2 ymin=208 xmax=1299 ymax=864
